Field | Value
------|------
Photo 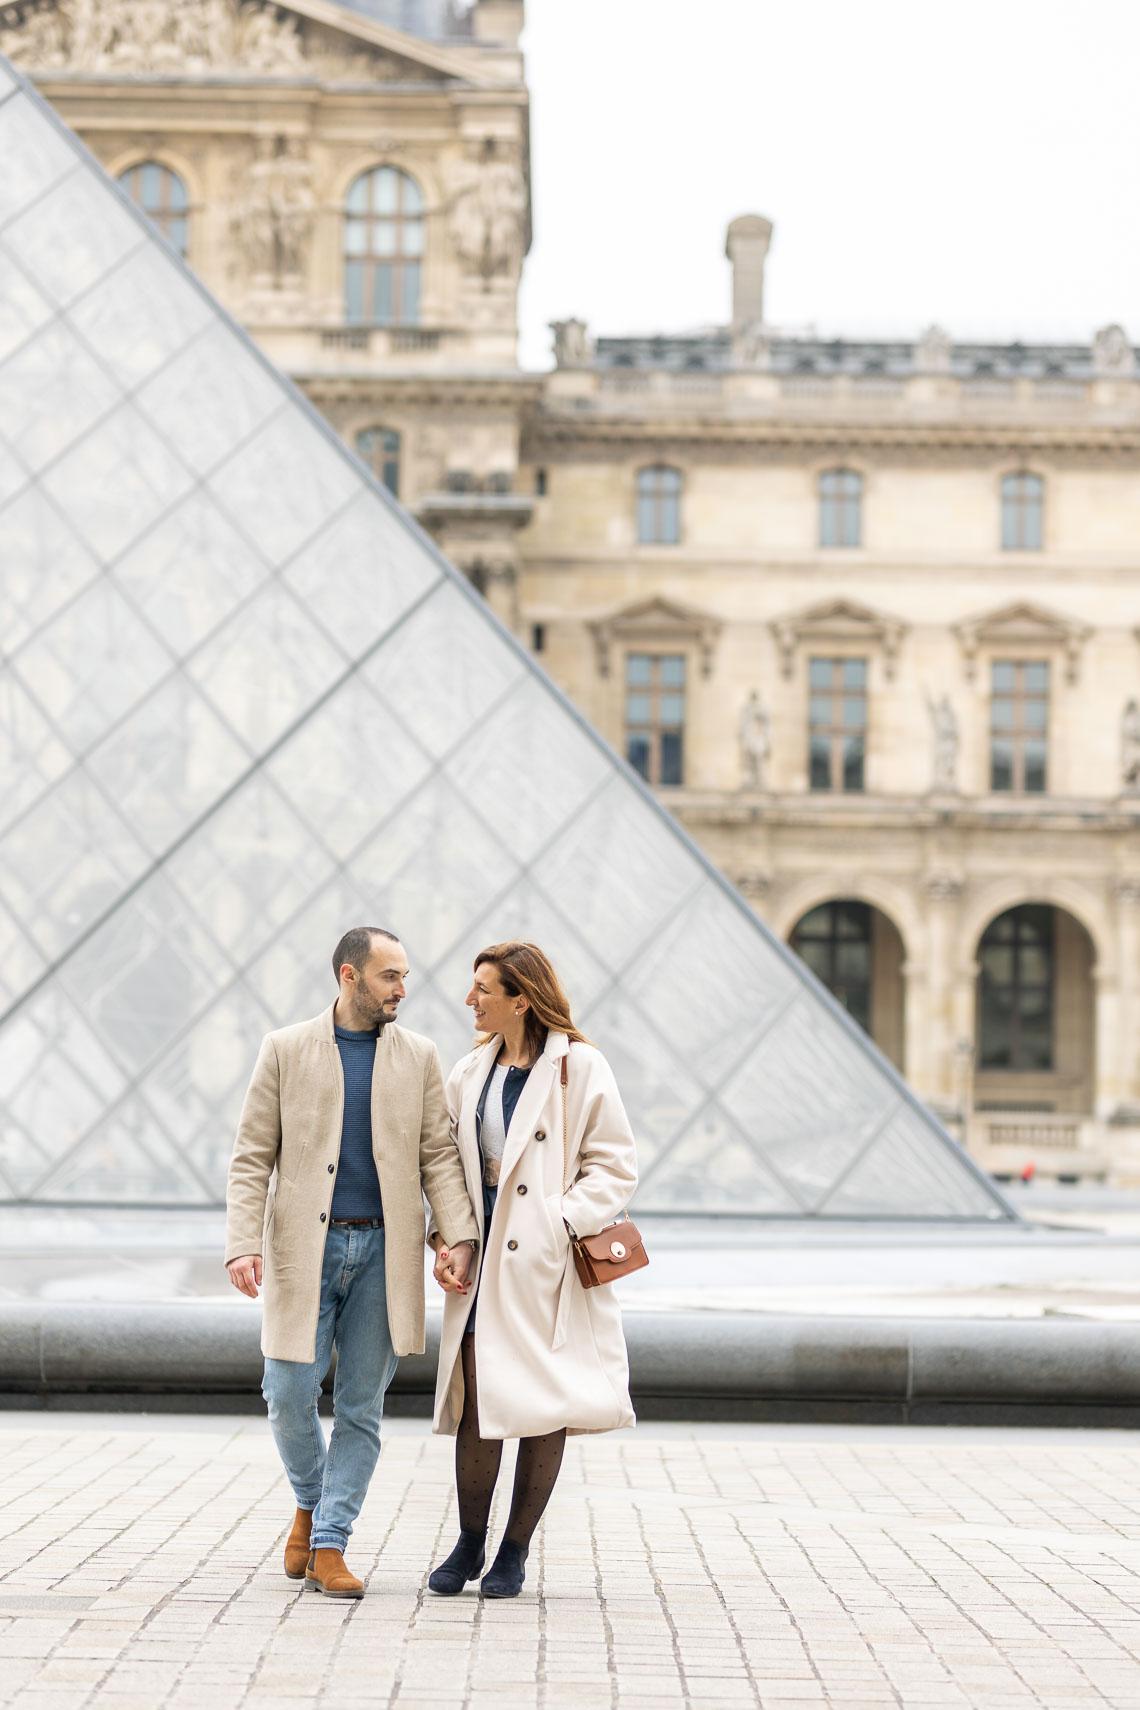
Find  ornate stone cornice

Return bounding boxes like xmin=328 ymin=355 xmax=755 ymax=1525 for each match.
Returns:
xmin=770 ymin=597 xmax=907 ymax=681
xmin=953 ymin=601 xmax=1092 ymax=684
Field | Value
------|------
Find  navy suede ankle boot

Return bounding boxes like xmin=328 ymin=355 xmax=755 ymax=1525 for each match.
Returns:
xmin=480 ymin=1539 xmax=528 ymax=1598
xmin=428 ymin=1528 xmax=487 ymax=1595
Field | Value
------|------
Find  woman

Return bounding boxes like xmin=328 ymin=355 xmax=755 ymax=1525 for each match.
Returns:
xmin=426 ymin=941 xmax=637 ymax=1599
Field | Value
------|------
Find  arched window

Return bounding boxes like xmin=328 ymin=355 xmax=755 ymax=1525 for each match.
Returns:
xmin=118 ymin=161 xmax=189 ymax=259
xmin=636 ymin=465 xmax=682 ymax=545
xmin=819 ymin=468 xmax=863 ymax=548
xmin=1001 ymin=472 xmax=1044 ymax=551
xmin=978 ymin=904 xmax=1054 ymax=1070
xmin=355 ymin=426 xmax=401 ymax=498
xmin=344 ymin=167 xmax=424 ymax=326
xmin=791 ymin=902 xmax=872 ymax=1034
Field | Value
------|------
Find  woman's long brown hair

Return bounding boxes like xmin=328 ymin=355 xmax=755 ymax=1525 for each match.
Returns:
xmin=473 ymin=941 xmax=591 ymax=1064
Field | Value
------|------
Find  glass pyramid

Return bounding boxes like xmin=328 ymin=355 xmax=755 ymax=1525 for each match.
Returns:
xmin=0 ymin=61 xmax=1012 ymax=1220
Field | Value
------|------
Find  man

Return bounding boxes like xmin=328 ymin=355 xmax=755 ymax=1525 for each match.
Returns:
xmin=225 ymin=927 xmax=478 ymax=1599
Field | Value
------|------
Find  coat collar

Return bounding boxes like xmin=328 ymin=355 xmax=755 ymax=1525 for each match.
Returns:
xmin=457 ymin=1031 xmax=569 ymax=1183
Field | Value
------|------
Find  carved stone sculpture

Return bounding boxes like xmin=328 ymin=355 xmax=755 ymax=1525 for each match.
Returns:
xmin=1093 ymin=324 xmax=1135 ymax=378
xmin=2 ymin=0 xmax=316 ymax=76
xmin=916 ymin=324 xmax=953 ymax=375
xmin=1122 ymin=698 xmax=1140 ymax=792
xmin=450 ymin=153 xmax=527 ymax=282
xmin=233 ymin=135 xmax=315 ymax=285
xmin=926 ymin=690 xmax=959 ymax=792
xmin=549 ymin=318 xmax=592 ymax=369
xmin=733 ymin=321 xmax=771 ymax=370
xmin=738 ymin=691 xmax=770 ymax=791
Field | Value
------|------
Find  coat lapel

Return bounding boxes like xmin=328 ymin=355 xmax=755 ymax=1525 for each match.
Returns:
xmin=496 ymin=1038 xmax=563 ymax=1189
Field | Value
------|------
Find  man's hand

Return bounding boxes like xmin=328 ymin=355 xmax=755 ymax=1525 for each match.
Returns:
xmin=226 ymin=1255 xmax=263 ymax=1299
xmin=433 ymin=1239 xmax=474 ymax=1295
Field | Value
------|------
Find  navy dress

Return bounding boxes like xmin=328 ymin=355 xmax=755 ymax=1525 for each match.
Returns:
xmin=465 ymin=1056 xmax=532 ymax=1335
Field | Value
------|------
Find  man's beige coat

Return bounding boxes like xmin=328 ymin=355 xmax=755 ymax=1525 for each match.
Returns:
xmin=432 ymin=1030 xmax=637 ymax=1441
xmin=226 ymin=1005 xmax=478 ymax=1364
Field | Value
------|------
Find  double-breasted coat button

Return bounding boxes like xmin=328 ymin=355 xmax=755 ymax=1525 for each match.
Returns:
xmin=507 ymin=1239 xmax=518 ymax=1251
xmin=319 ymin=1212 xmax=327 ymax=1222
xmin=327 ymin=1164 xmax=335 ymax=1174
xmin=534 ymin=1130 xmax=546 ymax=1142
xmin=517 ymin=1184 xmax=528 ymax=1195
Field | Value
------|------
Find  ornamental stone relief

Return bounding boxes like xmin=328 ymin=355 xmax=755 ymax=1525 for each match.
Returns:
xmin=0 ymin=0 xmax=402 ymax=79
xmin=448 ymin=150 xmax=527 ymax=283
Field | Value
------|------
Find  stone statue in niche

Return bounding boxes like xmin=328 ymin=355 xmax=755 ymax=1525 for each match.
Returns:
xmin=233 ymin=135 xmax=315 ymax=285
xmin=549 ymin=318 xmax=592 ymax=369
xmin=1122 ymin=699 xmax=1140 ymax=791
xmin=450 ymin=146 xmax=527 ymax=283
xmin=926 ymin=691 xmax=959 ymax=792
xmin=738 ymin=691 xmax=770 ymax=790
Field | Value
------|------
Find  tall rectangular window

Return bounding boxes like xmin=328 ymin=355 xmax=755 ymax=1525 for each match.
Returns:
xmin=990 ymin=660 xmax=1048 ymax=792
xmin=808 ymin=657 xmax=866 ymax=792
xmin=1001 ymin=472 xmax=1044 ymax=550
xmin=636 ymin=467 xmax=682 ymax=544
xmin=819 ymin=468 xmax=863 ymax=548
xmin=625 ymin=653 xmax=685 ymax=785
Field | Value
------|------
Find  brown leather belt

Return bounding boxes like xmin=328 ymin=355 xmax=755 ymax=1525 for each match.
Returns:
xmin=330 ymin=1217 xmax=384 ymax=1228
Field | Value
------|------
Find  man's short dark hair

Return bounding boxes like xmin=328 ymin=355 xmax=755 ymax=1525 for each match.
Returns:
xmin=332 ymin=927 xmax=400 ymax=983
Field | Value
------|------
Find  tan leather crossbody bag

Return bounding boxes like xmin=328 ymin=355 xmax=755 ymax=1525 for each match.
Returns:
xmin=560 ymin=1053 xmax=649 ymax=1289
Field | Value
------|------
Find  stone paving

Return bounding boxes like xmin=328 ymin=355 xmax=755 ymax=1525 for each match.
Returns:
xmin=2 ymin=1416 xmax=1140 ymax=1709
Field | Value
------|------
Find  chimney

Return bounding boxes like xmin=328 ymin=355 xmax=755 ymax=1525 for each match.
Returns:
xmin=725 ymin=214 xmax=773 ymax=327
xmin=473 ymin=0 xmax=524 ymax=47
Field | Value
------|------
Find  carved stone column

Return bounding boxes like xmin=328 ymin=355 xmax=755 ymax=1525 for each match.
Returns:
xmin=1111 ymin=879 xmax=1140 ymax=1108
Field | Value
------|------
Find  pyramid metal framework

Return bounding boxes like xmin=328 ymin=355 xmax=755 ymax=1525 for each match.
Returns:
xmin=0 ymin=61 xmax=1013 ymax=1219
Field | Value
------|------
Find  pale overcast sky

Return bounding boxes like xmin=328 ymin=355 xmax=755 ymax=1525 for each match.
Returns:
xmin=516 ymin=0 xmax=1140 ymax=369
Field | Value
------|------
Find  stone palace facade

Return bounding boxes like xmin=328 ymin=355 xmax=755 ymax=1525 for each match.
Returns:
xmin=6 ymin=0 xmax=1140 ymax=1181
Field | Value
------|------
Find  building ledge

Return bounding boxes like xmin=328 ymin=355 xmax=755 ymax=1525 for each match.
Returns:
xmin=670 ymin=790 xmax=1140 ymax=833
xmin=415 ymin=490 xmax=535 ymax=529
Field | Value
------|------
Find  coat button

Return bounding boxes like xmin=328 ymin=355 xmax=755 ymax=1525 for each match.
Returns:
xmin=517 ymin=1184 xmax=528 ymax=1195
xmin=507 ymin=1239 xmax=518 ymax=1251
xmin=327 ymin=1164 xmax=335 ymax=1174
xmin=534 ymin=1130 xmax=546 ymax=1141
xmin=319 ymin=1213 xmax=327 ymax=1222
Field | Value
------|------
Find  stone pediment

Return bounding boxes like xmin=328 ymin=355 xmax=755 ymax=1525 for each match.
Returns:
xmin=588 ymin=596 xmax=723 ymax=679
xmin=954 ymin=601 xmax=1092 ymax=683
xmin=771 ymin=597 xmax=907 ymax=680
xmin=0 ymin=0 xmax=487 ymax=84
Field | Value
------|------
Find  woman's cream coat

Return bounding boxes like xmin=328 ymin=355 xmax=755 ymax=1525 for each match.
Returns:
xmin=432 ymin=1030 xmax=638 ymax=1440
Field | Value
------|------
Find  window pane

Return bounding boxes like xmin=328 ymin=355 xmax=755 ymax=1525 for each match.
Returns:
xmin=979 ymin=1006 xmax=1012 ymax=1069
xmin=990 ymin=739 xmax=1013 ymax=791
xmin=371 ymin=264 xmax=393 ymax=324
xmin=842 ymin=736 xmax=864 ymax=792
xmin=835 ymin=903 xmax=868 ymax=940
xmin=1023 ymin=662 xmax=1049 ymax=692
xmin=626 ymin=655 xmax=651 ymax=686
xmin=344 ymin=261 xmax=364 ymax=323
xmin=990 ymin=698 xmax=1014 ymax=731
xmin=659 ymin=656 xmax=685 ymax=688
xmin=809 ymin=696 xmax=832 ymax=726
xmin=660 ymin=495 xmax=680 ymax=544
xmin=842 ymin=696 xmax=864 ymax=729
xmin=991 ymin=662 xmax=1016 ymax=691
xmin=402 ymin=263 xmax=421 ymax=324
xmin=636 ymin=494 xmax=656 ymax=543
xmin=403 ymin=220 xmax=425 ymax=257
xmin=809 ymin=736 xmax=831 ymax=790
xmin=1024 ymin=740 xmax=1047 ymax=793
xmin=842 ymin=659 xmax=866 ymax=689
xmin=344 ymin=221 xmax=368 ymax=256
xmin=659 ymin=730 xmax=683 ymax=785
xmin=374 ymin=221 xmax=397 ymax=257
xmin=809 ymin=658 xmax=833 ymax=689
xmin=347 ymin=174 xmax=369 ymax=212
xmin=626 ymin=735 xmax=650 ymax=780
xmin=1024 ymin=697 xmax=1047 ymax=730
xmin=659 ymin=693 xmax=685 ymax=725
xmin=626 ymin=693 xmax=651 ymax=723
xmin=981 ymin=945 xmax=1014 ymax=984
xmin=375 ymin=169 xmax=399 ymax=213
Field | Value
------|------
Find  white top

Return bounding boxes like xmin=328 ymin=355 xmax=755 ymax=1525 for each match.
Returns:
xmin=480 ymin=1061 xmax=510 ymax=1186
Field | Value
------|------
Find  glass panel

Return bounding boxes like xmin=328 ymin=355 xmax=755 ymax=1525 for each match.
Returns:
xmin=371 ymin=264 xmax=393 ymax=324
xmin=345 ymin=259 xmax=364 ymax=321
xmin=187 ymin=582 xmax=345 ymax=751
xmin=841 ymin=736 xmax=864 ymax=791
xmin=992 ymin=662 xmax=1016 ymax=691
xmin=112 ymin=491 xmax=271 ymax=653
xmin=41 ymin=402 xmax=194 ymax=564
xmin=842 ymin=696 xmax=864 ymax=728
xmin=809 ymin=735 xmax=831 ymax=790
xmin=659 ymin=730 xmax=683 ymax=785
xmin=0 ymin=245 xmax=54 ymax=362
xmin=0 ymin=321 xmax=120 ymax=473
xmin=625 ymin=693 xmax=651 ymax=724
xmin=403 ymin=220 xmax=425 ymax=257
xmin=1023 ymin=697 xmax=1048 ymax=730
xmin=1023 ymin=661 xmax=1049 ymax=692
xmin=808 ymin=658 xmax=833 ymax=689
xmin=842 ymin=659 xmax=866 ymax=688
xmin=990 ymin=698 xmax=1014 ymax=730
xmin=5 ymin=168 xmax=142 ymax=308
xmin=401 ymin=262 xmax=420 ymax=324
xmin=282 ymin=489 xmax=439 ymax=653
xmin=0 ymin=98 xmax=77 ymax=226
xmin=990 ymin=739 xmax=1013 ymax=791
xmin=0 ymin=486 xmax=100 ymax=652
xmin=374 ymin=221 xmax=397 ymax=257
xmin=346 ymin=173 xmax=369 ymax=213
xmin=659 ymin=693 xmax=685 ymax=725
xmin=374 ymin=168 xmax=399 ymax=213
xmin=659 ymin=655 xmax=685 ymax=688
xmin=0 ymin=674 xmax=72 ymax=835
xmin=137 ymin=322 xmax=283 ymax=475
xmin=625 ymin=655 xmax=651 ymax=686
xmin=1024 ymin=741 xmax=1048 ymax=793
xmin=208 ymin=411 xmax=361 ymax=568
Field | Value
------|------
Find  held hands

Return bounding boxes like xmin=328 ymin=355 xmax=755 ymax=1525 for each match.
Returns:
xmin=432 ymin=1237 xmax=474 ymax=1295
xmin=226 ymin=1255 xmax=263 ymax=1299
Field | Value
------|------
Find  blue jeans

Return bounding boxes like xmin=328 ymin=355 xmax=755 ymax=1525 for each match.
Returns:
xmin=262 ymin=1224 xmax=398 ymax=1554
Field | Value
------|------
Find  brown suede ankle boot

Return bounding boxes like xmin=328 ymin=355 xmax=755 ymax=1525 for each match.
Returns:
xmin=305 ymin=1548 xmax=364 ymax=1599
xmin=283 ymin=1507 xmax=314 ymax=1580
